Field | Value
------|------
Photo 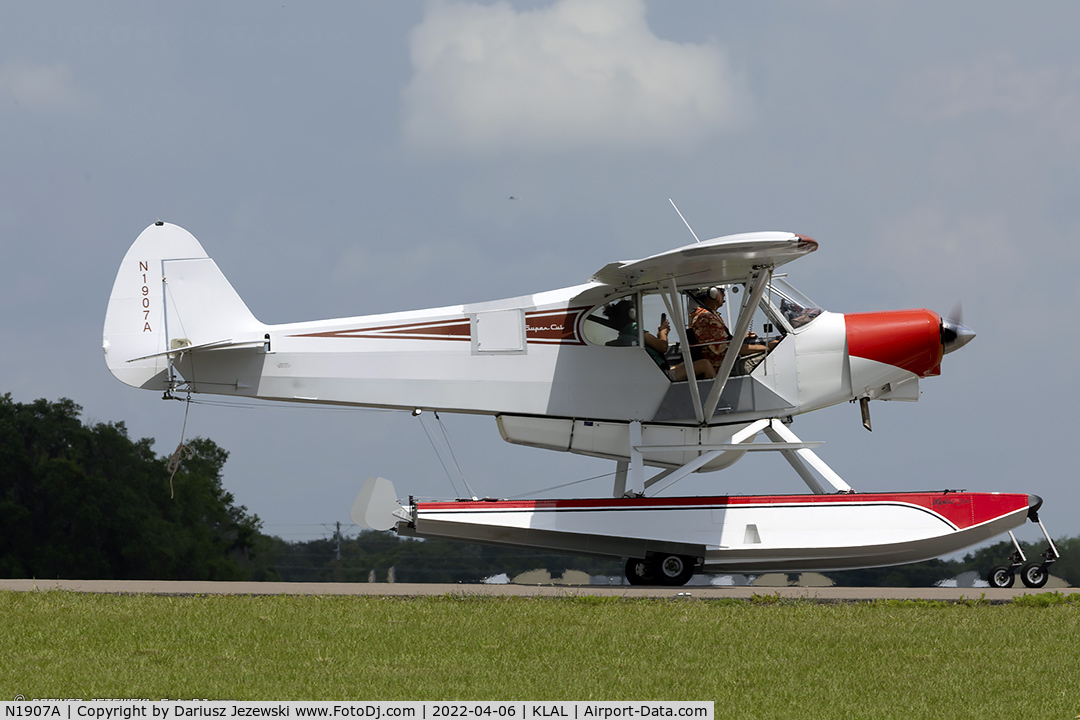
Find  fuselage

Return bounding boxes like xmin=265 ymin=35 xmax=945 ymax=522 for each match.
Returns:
xmin=104 ymin=223 xmax=968 ymax=472
xmin=170 ymin=284 xmax=944 ymax=424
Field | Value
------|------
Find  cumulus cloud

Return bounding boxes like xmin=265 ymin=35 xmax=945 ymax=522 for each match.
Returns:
xmin=0 ymin=60 xmax=87 ymax=113
xmin=401 ymin=0 xmax=749 ymax=154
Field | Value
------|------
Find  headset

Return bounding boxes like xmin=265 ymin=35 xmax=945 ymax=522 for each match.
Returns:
xmin=697 ymin=286 xmax=724 ymax=301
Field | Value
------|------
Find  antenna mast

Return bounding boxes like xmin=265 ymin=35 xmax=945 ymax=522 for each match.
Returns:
xmin=668 ymin=198 xmax=701 ymax=243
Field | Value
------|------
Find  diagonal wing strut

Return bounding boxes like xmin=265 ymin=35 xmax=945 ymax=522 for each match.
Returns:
xmin=701 ymin=267 xmax=772 ymax=421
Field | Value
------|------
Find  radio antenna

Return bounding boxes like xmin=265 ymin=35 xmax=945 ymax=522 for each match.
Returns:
xmin=668 ymin=198 xmax=701 ymax=243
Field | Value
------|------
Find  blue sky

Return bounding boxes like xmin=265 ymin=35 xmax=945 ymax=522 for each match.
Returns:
xmin=3 ymin=1 xmax=1077 ymax=547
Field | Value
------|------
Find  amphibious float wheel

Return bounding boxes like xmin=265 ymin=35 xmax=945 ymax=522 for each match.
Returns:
xmin=654 ymin=554 xmax=695 ymax=587
xmin=1020 ymin=562 xmax=1049 ymax=589
xmin=625 ymin=557 xmax=654 ymax=585
xmin=988 ymin=565 xmax=1015 ymax=589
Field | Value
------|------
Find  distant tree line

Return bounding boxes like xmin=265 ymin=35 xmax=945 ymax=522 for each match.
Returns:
xmin=1 ymin=394 xmax=1076 ymax=586
xmin=263 ymin=530 xmax=624 ymax=584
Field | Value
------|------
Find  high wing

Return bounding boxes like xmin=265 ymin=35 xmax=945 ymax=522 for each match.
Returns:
xmin=589 ymin=232 xmax=818 ymax=292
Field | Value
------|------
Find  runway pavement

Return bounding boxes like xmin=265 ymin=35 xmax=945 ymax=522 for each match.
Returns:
xmin=1 ymin=579 xmax=1076 ymax=601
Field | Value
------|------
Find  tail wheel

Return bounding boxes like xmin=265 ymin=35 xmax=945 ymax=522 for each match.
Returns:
xmin=988 ymin=565 xmax=1015 ymax=588
xmin=654 ymin=554 xmax=695 ymax=587
xmin=625 ymin=557 xmax=654 ymax=586
xmin=1020 ymin=562 xmax=1049 ymax=589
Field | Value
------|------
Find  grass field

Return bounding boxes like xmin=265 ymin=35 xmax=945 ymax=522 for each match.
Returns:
xmin=2 ymin=591 xmax=1078 ymax=718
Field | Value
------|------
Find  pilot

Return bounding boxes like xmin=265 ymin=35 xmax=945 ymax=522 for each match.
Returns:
xmin=689 ymin=286 xmax=773 ymax=376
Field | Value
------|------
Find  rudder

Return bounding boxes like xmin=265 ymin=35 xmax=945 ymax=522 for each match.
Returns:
xmin=102 ymin=222 xmax=263 ymax=390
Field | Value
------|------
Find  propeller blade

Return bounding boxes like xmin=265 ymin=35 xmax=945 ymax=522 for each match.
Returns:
xmin=949 ymin=301 xmax=963 ymax=326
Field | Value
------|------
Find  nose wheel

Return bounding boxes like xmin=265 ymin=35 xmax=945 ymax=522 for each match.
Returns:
xmin=988 ymin=564 xmax=1016 ymax=589
xmin=987 ymin=524 xmax=1060 ymax=589
xmin=1019 ymin=561 xmax=1049 ymax=589
xmin=987 ymin=558 xmax=1053 ymax=589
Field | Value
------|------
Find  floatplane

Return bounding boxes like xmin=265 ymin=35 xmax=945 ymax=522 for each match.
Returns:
xmin=103 ymin=219 xmax=1059 ymax=587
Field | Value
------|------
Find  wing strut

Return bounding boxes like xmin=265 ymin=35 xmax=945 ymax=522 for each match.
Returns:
xmin=660 ymin=278 xmax=705 ymax=423
xmin=702 ymin=268 xmax=772 ymax=421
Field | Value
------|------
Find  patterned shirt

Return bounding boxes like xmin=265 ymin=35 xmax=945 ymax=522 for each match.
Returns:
xmin=690 ymin=307 xmax=731 ymax=371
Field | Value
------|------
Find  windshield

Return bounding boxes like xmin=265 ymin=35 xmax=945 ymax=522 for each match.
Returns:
xmin=768 ymin=278 xmax=823 ymax=329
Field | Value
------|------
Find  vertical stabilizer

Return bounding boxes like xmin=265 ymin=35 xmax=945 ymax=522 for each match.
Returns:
xmin=102 ymin=222 xmax=263 ymax=390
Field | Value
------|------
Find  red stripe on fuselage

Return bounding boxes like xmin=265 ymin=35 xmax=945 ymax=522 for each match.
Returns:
xmin=846 ymin=309 xmax=943 ymax=378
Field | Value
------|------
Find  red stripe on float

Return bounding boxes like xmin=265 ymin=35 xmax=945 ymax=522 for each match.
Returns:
xmin=418 ymin=492 xmax=1030 ymax=530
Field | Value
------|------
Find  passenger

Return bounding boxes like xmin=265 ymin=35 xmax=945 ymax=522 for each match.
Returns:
xmin=604 ymin=300 xmax=672 ymax=375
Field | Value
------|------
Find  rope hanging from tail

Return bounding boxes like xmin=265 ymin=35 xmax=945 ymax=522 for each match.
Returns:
xmin=166 ymin=394 xmax=195 ymax=499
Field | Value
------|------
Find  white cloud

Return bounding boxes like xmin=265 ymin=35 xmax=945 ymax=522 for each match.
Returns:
xmin=0 ymin=60 xmax=87 ymax=113
xmin=401 ymin=0 xmax=749 ymax=154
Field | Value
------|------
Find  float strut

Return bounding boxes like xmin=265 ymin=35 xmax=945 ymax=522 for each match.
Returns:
xmin=1034 ymin=518 xmax=1061 ymax=565
xmin=1007 ymin=530 xmax=1027 ymax=570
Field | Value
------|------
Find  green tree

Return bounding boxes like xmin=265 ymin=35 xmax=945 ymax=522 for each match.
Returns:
xmin=0 ymin=394 xmax=270 ymax=580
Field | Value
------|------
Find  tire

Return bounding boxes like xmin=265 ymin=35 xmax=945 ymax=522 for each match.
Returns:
xmin=625 ymin=557 xmax=654 ymax=586
xmin=1020 ymin=562 xmax=1049 ymax=589
xmin=654 ymin=554 xmax=695 ymax=587
xmin=988 ymin=565 xmax=1014 ymax=588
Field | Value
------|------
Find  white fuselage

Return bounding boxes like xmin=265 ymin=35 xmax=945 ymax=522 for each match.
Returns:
xmin=104 ymin=223 xmax=942 ymax=472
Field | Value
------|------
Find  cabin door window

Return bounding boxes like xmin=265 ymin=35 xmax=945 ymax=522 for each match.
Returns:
xmin=582 ymin=294 xmax=640 ymax=347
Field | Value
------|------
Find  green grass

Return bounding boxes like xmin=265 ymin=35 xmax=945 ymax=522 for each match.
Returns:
xmin=2 ymin=592 xmax=1079 ymax=719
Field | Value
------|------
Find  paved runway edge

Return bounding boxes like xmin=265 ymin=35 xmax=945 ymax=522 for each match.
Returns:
xmin=1 ymin=579 xmax=1076 ymax=601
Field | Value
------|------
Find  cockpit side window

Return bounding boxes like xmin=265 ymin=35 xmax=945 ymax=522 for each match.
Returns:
xmin=582 ymin=293 xmax=674 ymax=379
xmin=582 ymin=294 xmax=639 ymax=347
xmin=670 ymin=283 xmax=786 ymax=378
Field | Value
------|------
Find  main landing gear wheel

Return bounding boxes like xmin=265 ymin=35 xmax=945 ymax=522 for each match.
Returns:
xmin=625 ymin=557 xmax=654 ymax=586
xmin=1020 ymin=562 xmax=1049 ymax=589
xmin=654 ymin=554 xmax=695 ymax=587
xmin=988 ymin=565 xmax=1015 ymax=589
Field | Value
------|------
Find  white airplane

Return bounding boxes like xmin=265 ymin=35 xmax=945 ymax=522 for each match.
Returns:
xmin=104 ymin=221 xmax=1059 ymax=587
